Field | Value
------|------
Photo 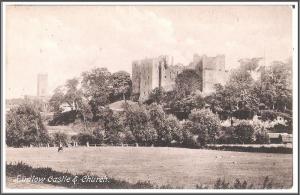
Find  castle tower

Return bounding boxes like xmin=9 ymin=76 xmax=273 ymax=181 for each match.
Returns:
xmin=37 ymin=73 xmax=48 ymax=98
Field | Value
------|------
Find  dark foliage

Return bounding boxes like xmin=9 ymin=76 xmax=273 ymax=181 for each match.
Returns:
xmin=206 ymin=145 xmax=292 ymax=154
xmin=48 ymin=110 xmax=80 ymax=126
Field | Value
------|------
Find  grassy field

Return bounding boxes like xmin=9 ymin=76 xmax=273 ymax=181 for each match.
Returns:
xmin=6 ymin=147 xmax=293 ymax=189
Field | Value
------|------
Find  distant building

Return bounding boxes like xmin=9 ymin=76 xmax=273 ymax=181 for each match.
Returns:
xmin=37 ymin=73 xmax=48 ymax=98
xmin=6 ymin=74 xmax=50 ymax=112
xmin=187 ymin=54 xmax=229 ymax=94
xmin=132 ymin=54 xmax=229 ymax=102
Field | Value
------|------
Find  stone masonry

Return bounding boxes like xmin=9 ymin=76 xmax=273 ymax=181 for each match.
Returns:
xmin=132 ymin=54 xmax=229 ymax=102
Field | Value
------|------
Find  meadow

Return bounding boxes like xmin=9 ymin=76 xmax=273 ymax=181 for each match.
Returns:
xmin=6 ymin=147 xmax=293 ymax=189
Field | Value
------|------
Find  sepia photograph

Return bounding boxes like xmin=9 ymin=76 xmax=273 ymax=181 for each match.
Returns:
xmin=1 ymin=1 xmax=298 ymax=193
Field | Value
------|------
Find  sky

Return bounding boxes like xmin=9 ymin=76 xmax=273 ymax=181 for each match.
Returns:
xmin=5 ymin=5 xmax=293 ymax=99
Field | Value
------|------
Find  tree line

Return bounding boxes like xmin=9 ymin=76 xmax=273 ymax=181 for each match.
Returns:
xmin=6 ymin=57 xmax=293 ymax=147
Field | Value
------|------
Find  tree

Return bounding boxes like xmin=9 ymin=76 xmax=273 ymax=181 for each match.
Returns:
xmin=205 ymin=58 xmax=262 ymax=121
xmin=6 ymin=103 xmax=50 ymax=147
xmin=123 ymin=103 xmax=153 ymax=145
xmin=49 ymin=78 xmax=90 ymax=126
xmin=147 ymin=87 xmax=166 ymax=104
xmin=52 ymin=132 xmax=69 ymax=146
xmin=110 ymin=71 xmax=132 ymax=102
xmin=170 ymin=93 xmax=205 ymax=119
xmin=148 ymin=103 xmax=168 ymax=145
xmin=49 ymin=86 xmax=65 ymax=113
xmin=64 ymin=78 xmax=83 ymax=111
xmin=165 ymin=115 xmax=183 ymax=144
xmin=238 ymin=57 xmax=263 ymax=72
xmin=188 ymin=109 xmax=221 ymax=146
xmin=258 ymin=61 xmax=292 ymax=112
xmin=81 ymin=68 xmax=112 ymax=120
xmin=97 ymin=107 xmax=124 ymax=144
xmin=175 ymin=69 xmax=202 ymax=98
xmin=77 ymin=132 xmax=96 ymax=145
xmin=181 ymin=120 xmax=198 ymax=147
xmin=77 ymin=97 xmax=93 ymax=131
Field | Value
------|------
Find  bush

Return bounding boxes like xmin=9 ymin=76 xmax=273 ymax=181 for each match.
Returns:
xmin=232 ymin=120 xmax=255 ymax=144
xmin=268 ymin=116 xmax=289 ymax=133
xmin=188 ymin=109 xmax=221 ymax=146
xmin=251 ymin=116 xmax=269 ymax=144
xmin=123 ymin=130 xmax=136 ymax=144
xmin=52 ymin=132 xmax=69 ymax=146
xmin=181 ymin=120 xmax=199 ymax=147
xmin=6 ymin=102 xmax=50 ymax=147
xmin=77 ymin=132 xmax=97 ymax=145
xmin=260 ymin=110 xmax=292 ymax=132
xmin=206 ymin=145 xmax=292 ymax=154
xmin=216 ymin=126 xmax=235 ymax=144
xmin=165 ymin=115 xmax=183 ymax=144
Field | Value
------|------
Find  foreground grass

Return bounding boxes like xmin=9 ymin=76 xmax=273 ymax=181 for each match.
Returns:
xmin=6 ymin=147 xmax=293 ymax=188
xmin=7 ymin=162 xmax=275 ymax=189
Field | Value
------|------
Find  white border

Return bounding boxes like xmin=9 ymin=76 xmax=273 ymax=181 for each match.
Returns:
xmin=1 ymin=1 xmax=299 ymax=194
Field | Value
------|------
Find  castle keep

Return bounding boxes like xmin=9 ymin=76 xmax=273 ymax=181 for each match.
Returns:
xmin=132 ymin=54 xmax=229 ymax=102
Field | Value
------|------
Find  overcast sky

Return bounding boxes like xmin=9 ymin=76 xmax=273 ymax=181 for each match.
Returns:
xmin=6 ymin=5 xmax=293 ymax=99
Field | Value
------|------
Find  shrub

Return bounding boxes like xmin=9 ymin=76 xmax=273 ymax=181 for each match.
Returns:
xmin=206 ymin=144 xmax=292 ymax=153
xmin=123 ymin=130 xmax=136 ymax=144
xmin=52 ymin=132 xmax=69 ymax=146
xmin=6 ymin=102 xmax=50 ymax=147
xmin=260 ymin=110 xmax=292 ymax=132
xmin=251 ymin=116 xmax=270 ymax=144
xmin=76 ymin=132 xmax=97 ymax=145
xmin=188 ymin=109 xmax=221 ymax=146
xmin=92 ymin=128 xmax=105 ymax=144
xmin=232 ymin=120 xmax=255 ymax=144
xmin=165 ymin=115 xmax=183 ymax=144
xmin=216 ymin=126 xmax=235 ymax=144
xmin=214 ymin=178 xmax=230 ymax=189
xmin=180 ymin=120 xmax=195 ymax=147
xmin=268 ymin=116 xmax=289 ymax=133
xmin=233 ymin=179 xmax=254 ymax=189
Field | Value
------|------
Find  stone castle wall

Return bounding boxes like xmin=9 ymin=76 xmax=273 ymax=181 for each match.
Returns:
xmin=190 ymin=54 xmax=228 ymax=94
xmin=132 ymin=54 xmax=229 ymax=101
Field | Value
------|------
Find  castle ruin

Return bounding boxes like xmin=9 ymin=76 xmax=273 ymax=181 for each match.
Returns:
xmin=132 ymin=54 xmax=229 ymax=102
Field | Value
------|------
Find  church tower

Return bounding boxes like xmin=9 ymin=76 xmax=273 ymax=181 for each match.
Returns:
xmin=37 ymin=73 xmax=48 ymax=98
